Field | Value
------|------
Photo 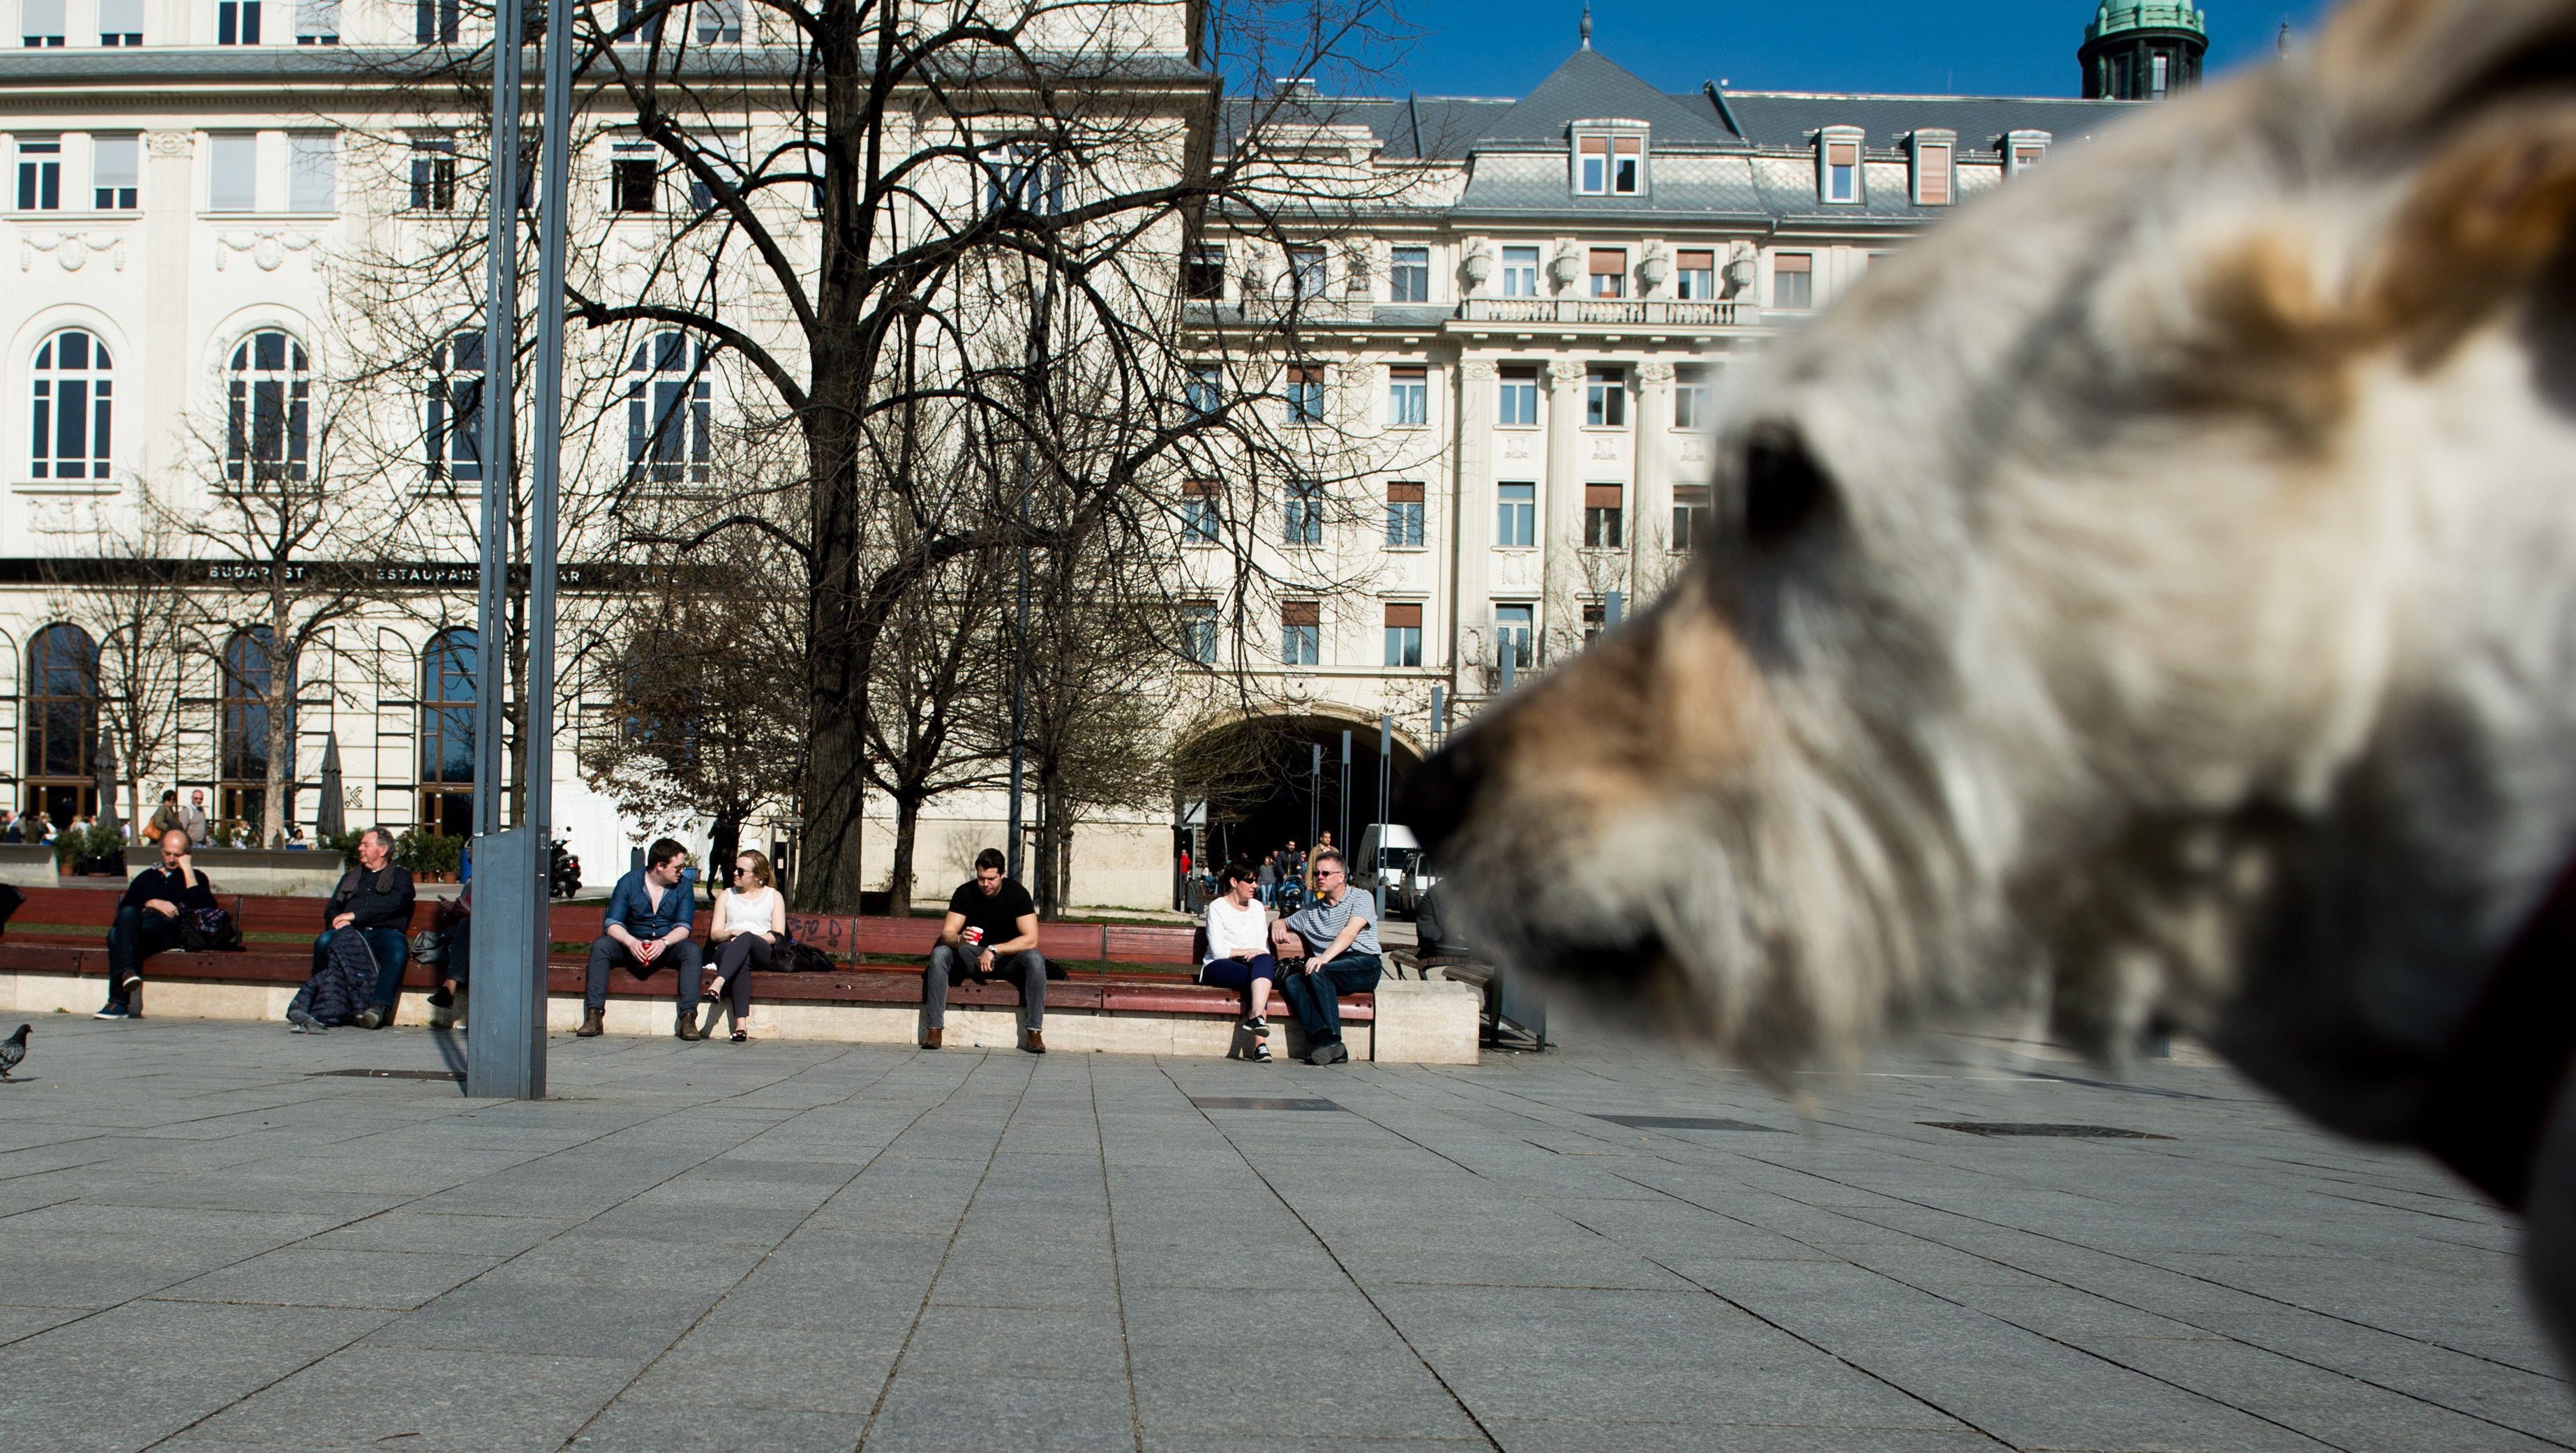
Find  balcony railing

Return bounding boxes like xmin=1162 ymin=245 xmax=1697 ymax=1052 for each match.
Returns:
xmin=1455 ymin=298 xmax=1748 ymax=327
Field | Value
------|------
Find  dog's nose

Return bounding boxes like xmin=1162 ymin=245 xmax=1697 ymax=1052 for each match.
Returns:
xmin=1398 ymin=737 xmax=1481 ymax=856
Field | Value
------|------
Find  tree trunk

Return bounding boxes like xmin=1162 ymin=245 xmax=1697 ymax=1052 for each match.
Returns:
xmin=888 ymin=791 xmax=922 ymax=920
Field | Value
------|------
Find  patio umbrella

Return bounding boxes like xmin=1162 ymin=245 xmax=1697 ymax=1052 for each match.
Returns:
xmin=92 ymin=729 xmax=119 ymax=841
xmin=318 ymin=732 xmax=345 ymax=841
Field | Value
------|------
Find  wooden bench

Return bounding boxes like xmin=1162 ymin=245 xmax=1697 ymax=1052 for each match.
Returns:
xmin=0 ymin=886 xmax=1440 ymax=1060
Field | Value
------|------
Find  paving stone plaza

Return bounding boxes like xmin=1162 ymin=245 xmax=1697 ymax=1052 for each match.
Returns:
xmin=0 ymin=1015 xmax=2568 ymax=1453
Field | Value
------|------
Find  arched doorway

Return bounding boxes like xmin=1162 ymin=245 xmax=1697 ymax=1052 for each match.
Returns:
xmin=1174 ymin=711 xmax=1425 ymax=904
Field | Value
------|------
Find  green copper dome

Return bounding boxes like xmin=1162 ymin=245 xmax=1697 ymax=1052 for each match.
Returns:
xmin=2085 ymin=1 xmax=2206 ymax=43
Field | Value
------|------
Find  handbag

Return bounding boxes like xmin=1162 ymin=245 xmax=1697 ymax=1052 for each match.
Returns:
xmin=410 ymin=928 xmax=449 ymax=967
xmin=183 ymin=904 xmax=241 ymax=952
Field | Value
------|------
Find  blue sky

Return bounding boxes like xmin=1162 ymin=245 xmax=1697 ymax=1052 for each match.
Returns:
xmin=1352 ymin=0 xmax=2330 ymax=99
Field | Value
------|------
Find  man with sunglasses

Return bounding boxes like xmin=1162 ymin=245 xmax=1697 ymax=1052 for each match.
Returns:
xmin=1268 ymin=847 xmax=1381 ymax=1065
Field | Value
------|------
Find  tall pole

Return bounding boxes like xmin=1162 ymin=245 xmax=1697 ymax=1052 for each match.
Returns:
xmin=470 ymin=0 xmax=521 ymax=844
xmin=1377 ymin=715 xmax=1392 ymax=914
xmin=1308 ymin=743 xmax=1321 ymax=855
xmin=1430 ymin=685 xmax=1446 ymax=751
xmin=1338 ymin=729 xmax=1351 ymax=863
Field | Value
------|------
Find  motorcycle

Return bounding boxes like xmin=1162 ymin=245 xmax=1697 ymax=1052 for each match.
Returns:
xmin=549 ymin=839 xmax=582 ymax=898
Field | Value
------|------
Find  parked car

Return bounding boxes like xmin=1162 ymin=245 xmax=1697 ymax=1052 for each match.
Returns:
xmin=1354 ymin=824 xmax=1431 ymax=916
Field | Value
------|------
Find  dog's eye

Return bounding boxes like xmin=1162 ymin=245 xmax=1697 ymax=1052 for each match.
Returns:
xmin=1739 ymin=420 xmax=1832 ymax=546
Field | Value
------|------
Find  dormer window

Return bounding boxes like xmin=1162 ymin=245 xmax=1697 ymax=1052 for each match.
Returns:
xmin=1817 ymin=126 xmax=1864 ymax=204
xmin=1910 ymin=128 xmax=1954 ymax=206
xmin=2003 ymin=129 xmax=2051 ymax=177
xmin=1573 ymin=128 xmax=1645 ymax=196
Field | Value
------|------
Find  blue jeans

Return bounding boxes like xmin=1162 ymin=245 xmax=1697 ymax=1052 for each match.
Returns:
xmin=1277 ymin=951 xmax=1381 ymax=1049
xmin=313 ymin=927 xmax=410 ymax=1011
xmin=1197 ymin=953 xmax=1278 ymax=1018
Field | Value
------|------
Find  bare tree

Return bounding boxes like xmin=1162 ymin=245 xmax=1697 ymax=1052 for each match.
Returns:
xmin=40 ymin=479 xmax=195 ymax=837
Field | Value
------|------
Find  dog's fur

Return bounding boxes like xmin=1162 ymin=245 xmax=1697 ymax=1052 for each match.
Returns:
xmin=1405 ymin=0 xmax=2576 ymax=1357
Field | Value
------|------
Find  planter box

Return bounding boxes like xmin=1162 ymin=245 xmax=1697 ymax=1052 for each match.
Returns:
xmin=0 ymin=844 xmax=54 ymax=888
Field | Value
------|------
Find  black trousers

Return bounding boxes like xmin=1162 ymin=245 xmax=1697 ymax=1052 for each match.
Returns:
xmin=105 ymin=905 xmax=186 ymax=1006
xmin=710 ymin=934 xmax=770 ymax=1017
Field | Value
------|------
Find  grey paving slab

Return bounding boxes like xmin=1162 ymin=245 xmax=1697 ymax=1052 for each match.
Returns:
xmin=4 ymin=1015 xmax=2571 ymax=1453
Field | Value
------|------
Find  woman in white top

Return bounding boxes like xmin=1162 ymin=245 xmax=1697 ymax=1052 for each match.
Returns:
xmin=1199 ymin=863 xmax=1277 ymax=1063
xmin=704 ymin=849 xmax=786 ymax=1043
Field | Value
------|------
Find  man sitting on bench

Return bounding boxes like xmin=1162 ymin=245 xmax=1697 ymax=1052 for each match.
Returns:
xmin=923 ymin=848 xmax=1046 ymax=1055
xmin=93 ymin=826 xmax=215 ymax=1021
xmin=576 ymin=837 xmax=704 ymax=1041
xmin=1268 ymin=847 xmax=1381 ymax=1066
xmin=315 ymin=827 xmax=417 ymax=1030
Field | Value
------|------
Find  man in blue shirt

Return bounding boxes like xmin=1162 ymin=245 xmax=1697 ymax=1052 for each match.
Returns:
xmin=576 ymin=836 xmax=705 ymax=1041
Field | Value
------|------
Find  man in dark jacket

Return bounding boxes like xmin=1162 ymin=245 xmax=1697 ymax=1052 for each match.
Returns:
xmin=576 ymin=837 xmax=703 ymax=1041
xmin=310 ymin=827 xmax=416 ymax=1030
xmin=92 ymin=826 xmax=217 ymax=1021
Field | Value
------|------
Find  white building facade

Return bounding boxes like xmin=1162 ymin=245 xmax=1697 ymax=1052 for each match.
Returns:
xmin=0 ymin=10 xmax=2131 ymax=906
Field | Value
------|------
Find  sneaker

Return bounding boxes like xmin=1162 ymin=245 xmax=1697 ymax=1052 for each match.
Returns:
xmin=1251 ymin=1041 xmax=1273 ymax=1063
xmin=1307 ymin=1041 xmax=1349 ymax=1066
xmin=1243 ymin=1014 xmax=1270 ymax=1039
xmin=286 ymin=1008 xmax=325 ymax=1034
xmin=357 ymin=1006 xmax=387 ymax=1031
xmin=91 ymin=1001 xmax=128 ymax=1020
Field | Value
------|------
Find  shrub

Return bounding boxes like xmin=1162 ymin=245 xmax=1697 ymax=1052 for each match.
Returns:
xmin=394 ymin=828 xmax=463 ymax=879
xmin=320 ymin=829 xmax=366 ymax=867
xmin=52 ymin=824 xmax=127 ymax=874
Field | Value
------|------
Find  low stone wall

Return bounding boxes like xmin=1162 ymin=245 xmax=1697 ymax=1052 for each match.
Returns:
xmin=0 ymin=845 xmax=57 ymax=887
xmin=0 ymin=967 xmax=1485 ymax=1063
xmin=181 ymin=849 xmax=347 ymax=897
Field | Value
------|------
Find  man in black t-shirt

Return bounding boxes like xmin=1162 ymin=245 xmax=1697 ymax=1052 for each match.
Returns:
xmin=924 ymin=847 xmax=1047 ymax=1053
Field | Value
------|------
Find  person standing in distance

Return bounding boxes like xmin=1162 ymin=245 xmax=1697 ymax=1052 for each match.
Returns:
xmin=924 ymin=848 xmax=1046 ymax=1054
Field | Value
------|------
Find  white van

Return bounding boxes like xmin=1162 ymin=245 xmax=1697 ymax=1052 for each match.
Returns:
xmin=1354 ymin=824 xmax=1431 ymax=915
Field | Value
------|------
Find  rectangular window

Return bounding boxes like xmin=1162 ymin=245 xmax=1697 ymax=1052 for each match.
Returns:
xmin=1583 ymin=600 xmax=1608 ymax=643
xmin=1181 ymin=478 xmax=1219 ymax=544
xmin=1384 ymin=602 xmax=1423 ymax=668
xmin=1824 ymin=139 xmax=1859 ymax=203
xmin=612 ymin=143 xmax=658 ymax=212
xmin=1495 ymin=603 xmax=1534 ymax=669
xmin=98 ymin=0 xmax=141 ymax=40
xmin=1184 ymin=364 xmax=1221 ymax=417
xmin=426 ymin=334 xmax=484 ymax=484
xmin=413 ymin=0 xmax=457 ymax=40
xmin=691 ymin=132 xmax=747 ymax=212
xmin=1501 ymin=245 xmax=1539 ymax=299
xmin=287 ymin=132 xmax=335 ymax=212
xmin=1285 ymin=363 xmax=1324 ymax=425
xmin=1916 ymin=141 xmax=1952 ymax=204
xmin=1674 ymin=364 xmax=1710 ymax=429
xmin=15 ymin=137 xmax=60 ymax=211
xmin=982 ymin=144 xmax=1061 ymax=215
xmin=1772 ymin=252 xmax=1813 ymax=310
xmin=1577 ymin=135 xmax=1608 ymax=194
xmin=1586 ymin=366 xmax=1626 ymax=428
xmin=1182 ymin=601 xmax=1217 ymax=664
xmin=1281 ymin=601 xmax=1320 ymax=666
xmin=1183 ymin=245 xmax=1225 ymax=301
xmin=91 ymin=135 xmax=137 ymax=210
xmin=1588 ymin=248 xmax=1626 ymax=299
xmin=1672 ymin=485 xmax=1711 ymax=551
xmin=20 ymin=0 xmax=62 ymax=43
xmin=695 ymin=0 xmax=740 ymax=41
xmin=216 ymin=0 xmax=261 ymax=43
xmin=1583 ymin=483 xmax=1623 ymax=548
xmin=1282 ymin=478 xmax=1323 ymax=545
xmin=1495 ymin=482 xmax=1535 ymax=549
xmin=1612 ymin=135 xmax=1642 ymax=194
xmin=294 ymin=0 xmax=336 ymax=41
xmin=1675 ymin=248 xmax=1715 ymax=301
xmin=407 ymin=137 xmax=456 ymax=211
xmin=1497 ymin=366 xmax=1538 ymax=427
xmin=1387 ymin=365 xmax=1425 ymax=427
xmin=1388 ymin=245 xmax=1430 ymax=303
xmin=2151 ymin=52 xmax=2169 ymax=98
xmin=209 ymin=134 xmax=257 ymax=211
xmin=1287 ymin=245 xmax=1326 ymax=299
xmin=1385 ymin=480 xmax=1424 ymax=548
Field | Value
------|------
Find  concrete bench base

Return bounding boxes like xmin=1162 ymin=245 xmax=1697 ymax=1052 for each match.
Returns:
xmin=0 ymin=967 xmax=1483 ymax=1063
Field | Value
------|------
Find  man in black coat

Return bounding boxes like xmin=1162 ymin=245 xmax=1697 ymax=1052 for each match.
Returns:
xmin=92 ymin=826 xmax=216 ymax=1021
xmin=313 ymin=827 xmax=417 ymax=1030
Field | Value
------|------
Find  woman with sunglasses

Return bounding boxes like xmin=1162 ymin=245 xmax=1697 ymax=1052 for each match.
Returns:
xmin=703 ymin=850 xmax=784 ymax=1042
xmin=1199 ymin=862 xmax=1276 ymax=1062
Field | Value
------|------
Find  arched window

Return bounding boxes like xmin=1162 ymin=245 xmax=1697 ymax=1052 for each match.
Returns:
xmin=625 ymin=331 xmax=709 ymax=484
xmin=24 ymin=623 xmax=98 ymax=827
xmin=31 ymin=329 xmax=112 ymax=481
xmin=424 ymin=331 xmax=483 ymax=484
xmin=225 ymin=329 xmax=309 ymax=485
xmin=218 ymin=626 xmax=292 ymax=829
xmin=419 ymin=627 xmax=475 ymax=835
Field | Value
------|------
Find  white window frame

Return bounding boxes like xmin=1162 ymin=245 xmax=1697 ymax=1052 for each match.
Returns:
xmin=1816 ymin=126 xmax=1864 ymax=205
xmin=1910 ymin=129 xmax=1954 ymax=207
xmin=2003 ymin=129 xmax=2051 ymax=177
xmin=1499 ymin=245 xmax=1540 ymax=299
xmin=1570 ymin=124 xmax=1647 ymax=198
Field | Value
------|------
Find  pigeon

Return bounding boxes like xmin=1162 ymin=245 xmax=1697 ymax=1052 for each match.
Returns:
xmin=0 ymin=1024 xmax=26 ymax=1080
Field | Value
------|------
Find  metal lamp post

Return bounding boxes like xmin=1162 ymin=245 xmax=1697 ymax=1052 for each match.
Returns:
xmin=467 ymin=0 xmax=571 ymax=1101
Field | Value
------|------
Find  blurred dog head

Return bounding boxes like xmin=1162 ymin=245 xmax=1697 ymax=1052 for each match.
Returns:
xmin=1407 ymin=0 xmax=2576 ymax=1103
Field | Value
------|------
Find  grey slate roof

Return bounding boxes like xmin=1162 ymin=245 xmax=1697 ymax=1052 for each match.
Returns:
xmin=1714 ymin=91 xmax=2141 ymax=151
xmin=1471 ymin=46 xmax=1736 ymax=150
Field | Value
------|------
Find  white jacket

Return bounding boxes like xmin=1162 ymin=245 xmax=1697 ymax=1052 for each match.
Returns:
xmin=1204 ymin=896 xmax=1270 ymax=962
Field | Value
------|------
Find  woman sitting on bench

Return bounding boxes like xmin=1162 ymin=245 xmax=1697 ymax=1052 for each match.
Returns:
xmin=1199 ymin=864 xmax=1275 ymax=1064
xmin=702 ymin=850 xmax=783 ymax=1043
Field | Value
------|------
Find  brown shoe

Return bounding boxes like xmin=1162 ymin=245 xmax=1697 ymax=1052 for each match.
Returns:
xmin=675 ymin=1008 xmax=703 ymax=1042
xmin=1021 ymin=1029 xmax=1045 ymax=1055
xmin=575 ymin=1006 xmax=605 ymax=1037
xmin=922 ymin=1027 xmax=943 ymax=1050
